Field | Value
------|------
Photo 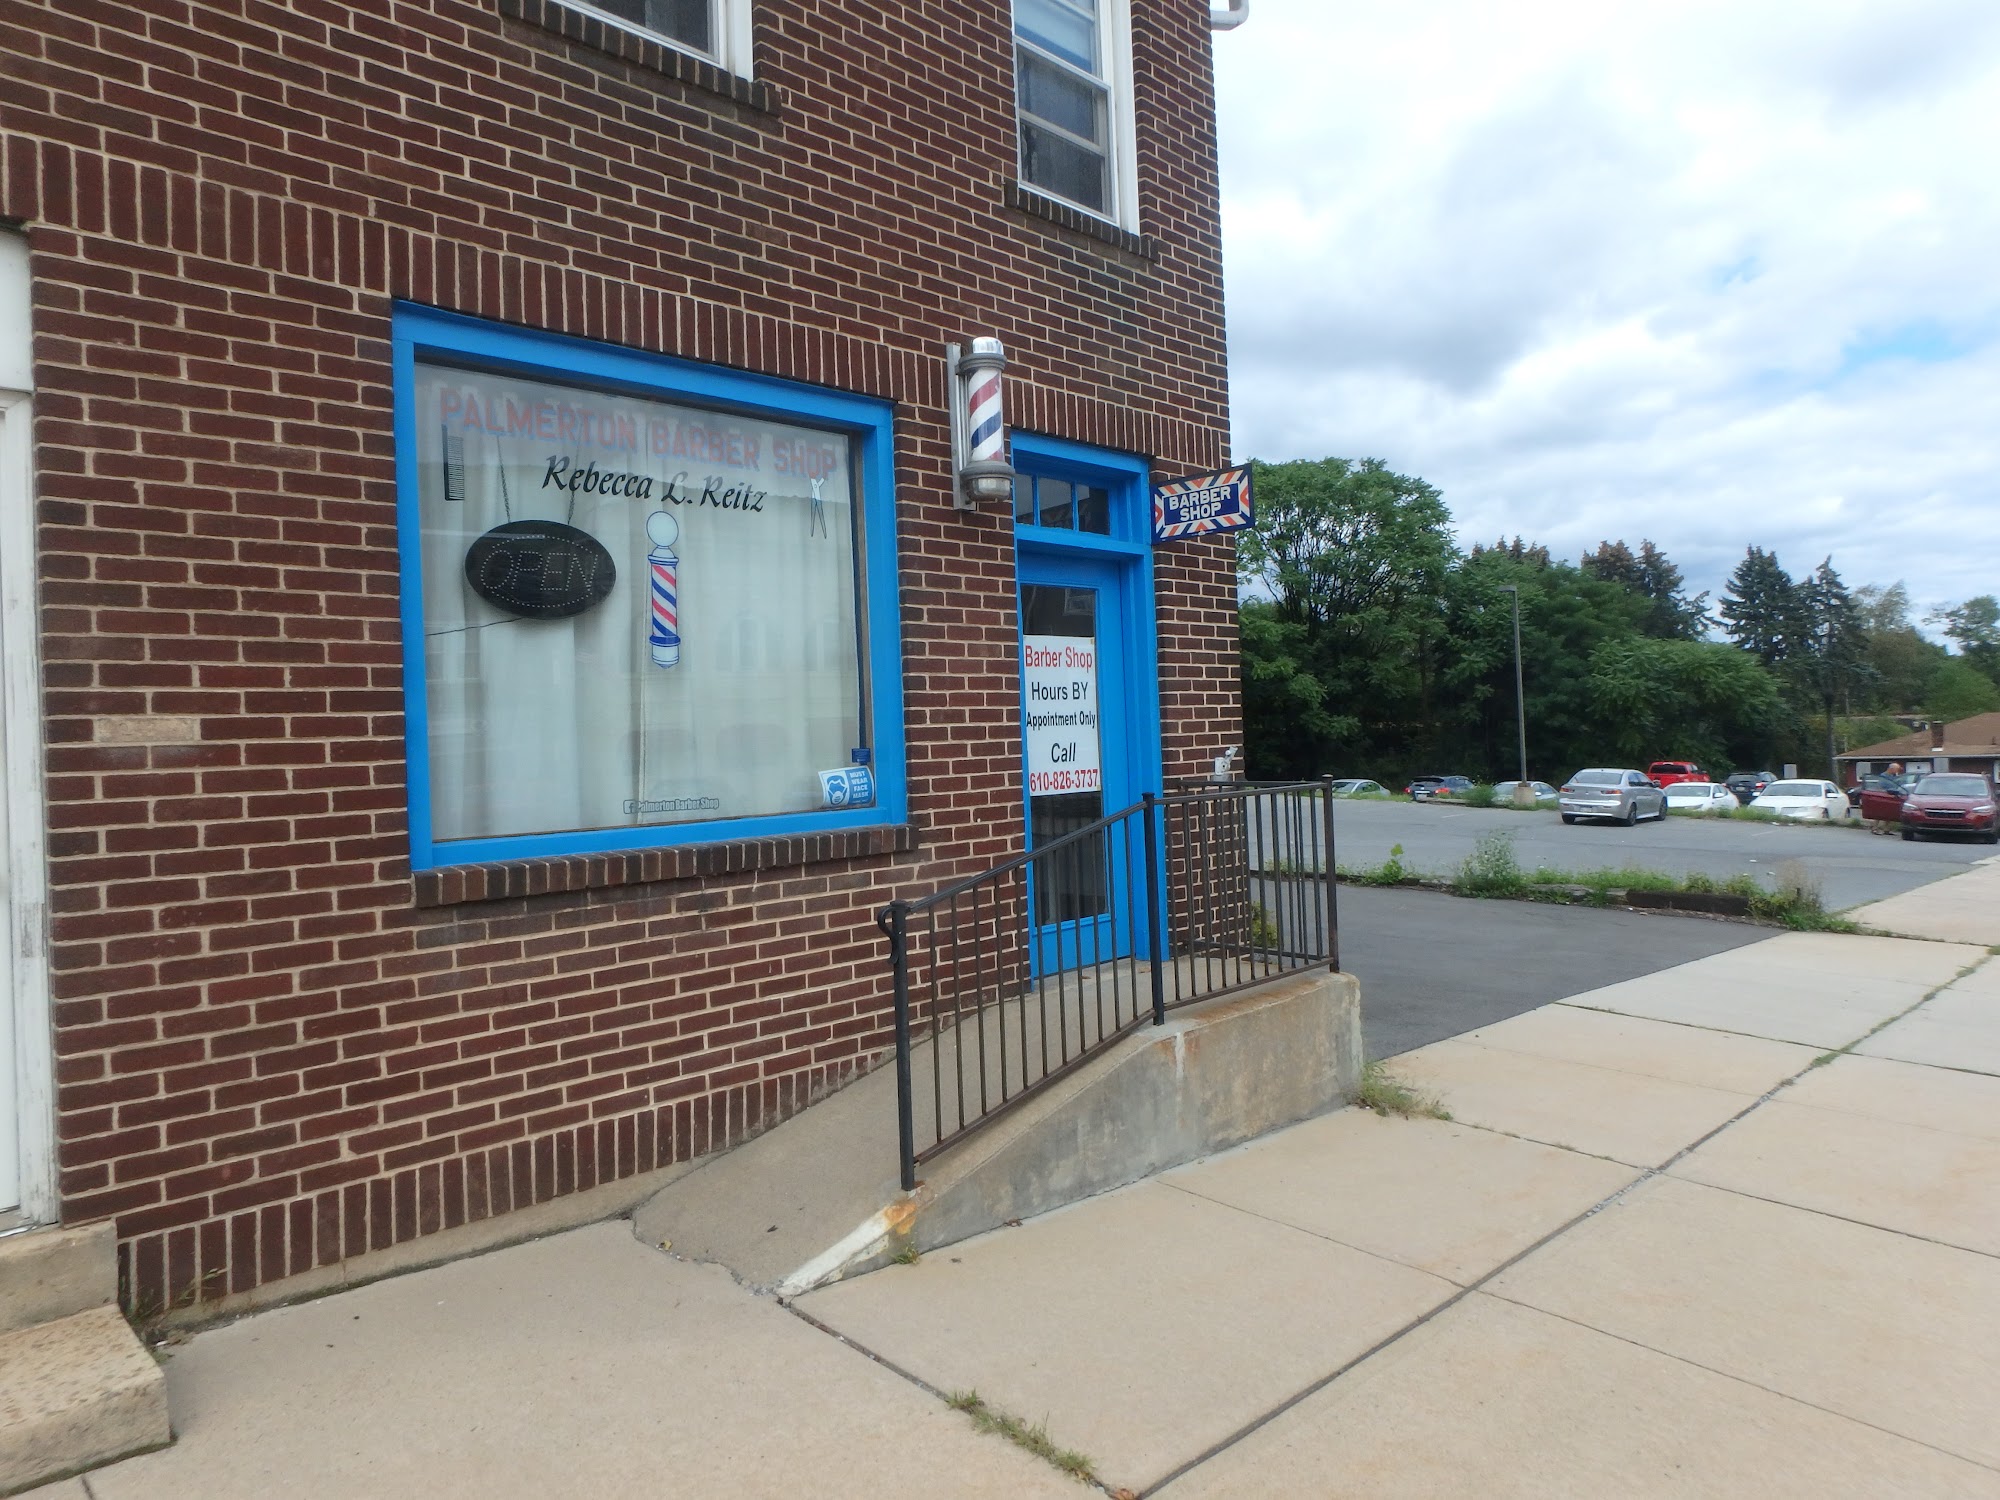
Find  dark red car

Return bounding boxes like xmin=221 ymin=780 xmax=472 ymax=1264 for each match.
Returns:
xmin=1900 ymin=773 xmax=2000 ymax=843
xmin=1647 ymin=760 xmax=1705 ymax=788
xmin=1850 ymin=774 xmax=1909 ymax=825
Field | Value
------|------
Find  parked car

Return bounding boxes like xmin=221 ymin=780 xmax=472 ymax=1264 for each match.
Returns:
xmin=1559 ymin=768 xmax=1667 ymax=825
xmin=1494 ymin=779 xmax=1559 ymax=805
xmin=1407 ymin=775 xmax=1473 ymax=801
xmin=1850 ymin=773 xmax=1910 ymax=825
xmin=1647 ymin=760 xmax=1706 ymax=788
xmin=1663 ymin=780 xmax=1739 ymax=815
xmin=1750 ymin=779 xmax=1850 ymax=820
xmin=1724 ymin=769 xmax=1777 ymax=804
xmin=1327 ymin=778 xmax=1387 ymax=797
xmin=1899 ymin=773 xmax=2000 ymax=843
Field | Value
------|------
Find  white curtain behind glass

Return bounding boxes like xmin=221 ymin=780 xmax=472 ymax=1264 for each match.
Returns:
xmin=414 ymin=364 xmax=864 ymax=845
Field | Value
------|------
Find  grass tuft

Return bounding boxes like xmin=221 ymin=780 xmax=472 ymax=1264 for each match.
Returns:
xmin=946 ymin=1391 xmax=1096 ymax=1482
xmin=1354 ymin=1059 xmax=1452 ymax=1120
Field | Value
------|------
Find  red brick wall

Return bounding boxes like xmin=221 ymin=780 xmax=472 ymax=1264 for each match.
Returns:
xmin=0 ymin=0 xmax=1239 ymax=1313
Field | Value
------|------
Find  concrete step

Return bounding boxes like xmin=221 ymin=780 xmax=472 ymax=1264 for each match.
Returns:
xmin=0 ymin=1305 xmax=171 ymax=1494
xmin=0 ymin=1222 xmax=116 ymax=1337
xmin=632 ymin=968 xmax=1360 ymax=1296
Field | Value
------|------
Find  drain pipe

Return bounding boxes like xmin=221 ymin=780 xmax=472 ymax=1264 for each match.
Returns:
xmin=1210 ymin=0 xmax=1248 ymax=29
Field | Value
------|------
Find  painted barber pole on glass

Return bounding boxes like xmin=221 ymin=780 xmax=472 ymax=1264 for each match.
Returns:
xmin=646 ymin=508 xmax=681 ymax=668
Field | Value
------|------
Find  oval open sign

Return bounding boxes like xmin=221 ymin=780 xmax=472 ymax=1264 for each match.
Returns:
xmin=463 ymin=521 xmax=617 ymax=620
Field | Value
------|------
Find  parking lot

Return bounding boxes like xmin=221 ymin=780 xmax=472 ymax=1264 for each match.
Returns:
xmin=1326 ymin=796 xmax=1992 ymax=913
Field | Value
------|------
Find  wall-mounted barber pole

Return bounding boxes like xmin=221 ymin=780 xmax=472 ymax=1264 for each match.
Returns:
xmin=947 ymin=337 xmax=1017 ymax=509
xmin=646 ymin=509 xmax=681 ymax=667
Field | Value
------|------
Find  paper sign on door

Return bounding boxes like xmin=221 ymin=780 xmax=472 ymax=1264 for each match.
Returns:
xmin=1024 ymin=634 xmax=1102 ymax=797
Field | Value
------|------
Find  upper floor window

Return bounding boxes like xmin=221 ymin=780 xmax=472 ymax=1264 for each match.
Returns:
xmin=1014 ymin=0 xmax=1136 ymax=226
xmin=561 ymin=0 xmax=752 ymax=76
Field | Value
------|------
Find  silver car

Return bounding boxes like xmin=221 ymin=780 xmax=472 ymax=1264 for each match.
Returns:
xmin=1559 ymin=767 xmax=1667 ymax=825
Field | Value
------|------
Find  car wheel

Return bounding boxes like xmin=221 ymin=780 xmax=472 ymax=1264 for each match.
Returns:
xmin=1901 ymin=829 xmax=1916 ymax=841
xmin=1623 ymin=801 xmax=1639 ymax=827
xmin=1560 ymin=814 xmax=1577 ymax=825
xmin=1984 ymin=828 xmax=1999 ymax=845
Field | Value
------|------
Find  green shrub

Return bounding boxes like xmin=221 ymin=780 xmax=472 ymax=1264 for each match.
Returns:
xmin=1458 ymin=830 xmax=1522 ymax=894
xmin=1460 ymin=783 xmax=1498 ymax=809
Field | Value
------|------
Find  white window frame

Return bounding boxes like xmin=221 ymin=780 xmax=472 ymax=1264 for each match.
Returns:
xmin=554 ymin=0 xmax=753 ymax=79
xmin=1013 ymin=0 xmax=1139 ymax=231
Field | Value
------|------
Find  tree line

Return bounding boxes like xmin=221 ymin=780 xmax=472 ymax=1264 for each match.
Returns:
xmin=1239 ymin=457 xmax=2000 ymax=785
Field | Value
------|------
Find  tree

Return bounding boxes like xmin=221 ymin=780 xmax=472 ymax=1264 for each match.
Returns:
xmin=1582 ymin=539 xmax=1709 ymax=639
xmin=1586 ymin=637 xmax=1788 ymax=770
xmin=1718 ymin=547 xmax=1801 ymax=665
xmin=1852 ymin=582 xmax=1946 ymax=712
xmin=1236 ymin=458 xmax=1459 ymax=777
xmin=1929 ymin=596 xmax=2000 ymax=682
xmin=1793 ymin=558 xmax=1870 ymax=775
xmin=1439 ymin=549 xmax=1650 ymax=781
xmin=1926 ymin=657 xmax=2000 ymax=721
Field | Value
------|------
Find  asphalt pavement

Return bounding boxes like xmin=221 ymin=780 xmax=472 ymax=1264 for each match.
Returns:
xmin=1326 ymin=797 xmax=1990 ymax=912
xmin=1336 ymin=883 xmax=1769 ymax=1060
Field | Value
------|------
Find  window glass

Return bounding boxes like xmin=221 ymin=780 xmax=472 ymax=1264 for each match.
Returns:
xmin=413 ymin=360 xmax=865 ymax=846
xmin=1074 ymin=483 xmax=1109 ymax=535
xmin=1016 ymin=0 xmax=1096 ymax=69
xmin=1014 ymin=0 xmax=1116 ymax=217
xmin=584 ymin=0 xmax=712 ymax=51
xmin=1036 ymin=477 xmax=1075 ymax=529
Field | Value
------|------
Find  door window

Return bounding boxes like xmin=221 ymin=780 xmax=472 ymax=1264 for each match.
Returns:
xmin=1022 ymin=582 xmax=1106 ymax=924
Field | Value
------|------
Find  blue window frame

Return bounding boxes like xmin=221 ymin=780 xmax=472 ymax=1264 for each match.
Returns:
xmin=392 ymin=304 xmax=906 ymax=872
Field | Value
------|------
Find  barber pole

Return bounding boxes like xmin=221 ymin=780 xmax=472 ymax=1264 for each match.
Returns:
xmin=967 ymin=363 xmax=1003 ymax=469
xmin=646 ymin=509 xmax=681 ymax=668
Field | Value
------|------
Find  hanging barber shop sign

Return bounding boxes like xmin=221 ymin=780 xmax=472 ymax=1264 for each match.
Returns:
xmin=1152 ymin=465 xmax=1252 ymax=543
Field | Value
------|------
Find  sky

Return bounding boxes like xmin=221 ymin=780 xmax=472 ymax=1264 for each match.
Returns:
xmin=1212 ymin=0 xmax=2000 ymax=625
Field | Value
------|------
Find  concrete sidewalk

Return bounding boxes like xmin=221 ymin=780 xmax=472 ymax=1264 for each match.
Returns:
xmin=1847 ymin=852 xmax=2000 ymax=945
xmin=28 ymin=922 xmax=2000 ymax=1498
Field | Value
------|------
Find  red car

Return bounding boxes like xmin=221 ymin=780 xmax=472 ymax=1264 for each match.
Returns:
xmin=1647 ymin=761 xmax=1705 ymax=788
xmin=1850 ymin=774 xmax=1908 ymax=825
xmin=1899 ymin=773 xmax=2000 ymax=843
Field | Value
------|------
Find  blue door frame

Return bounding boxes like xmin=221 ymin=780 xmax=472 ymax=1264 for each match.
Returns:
xmin=1012 ymin=434 xmax=1163 ymax=977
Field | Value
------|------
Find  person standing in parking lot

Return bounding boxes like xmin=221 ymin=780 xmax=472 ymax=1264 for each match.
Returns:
xmin=1869 ymin=763 xmax=1906 ymax=835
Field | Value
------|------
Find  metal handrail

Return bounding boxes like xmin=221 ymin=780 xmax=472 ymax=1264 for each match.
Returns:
xmin=878 ymin=778 xmax=1338 ymax=1190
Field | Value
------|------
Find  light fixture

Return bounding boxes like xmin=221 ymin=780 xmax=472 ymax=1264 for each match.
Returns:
xmin=946 ymin=337 xmax=1017 ymax=510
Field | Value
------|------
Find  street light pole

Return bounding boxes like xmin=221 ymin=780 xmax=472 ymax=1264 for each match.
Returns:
xmin=1498 ymin=585 xmax=1528 ymax=786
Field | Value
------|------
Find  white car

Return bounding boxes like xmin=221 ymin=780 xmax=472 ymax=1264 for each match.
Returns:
xmin=1663 ymin=781 xmax=1739 ymax=815
xmin=1750 ymin=779 xmax=1851 ymax=821
xmin=1328 ymin=778 xmax=1387 ymax=797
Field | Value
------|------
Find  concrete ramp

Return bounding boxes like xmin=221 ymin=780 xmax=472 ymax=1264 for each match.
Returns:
xmin=632 ymin=969 xmax=1361 ymax=1294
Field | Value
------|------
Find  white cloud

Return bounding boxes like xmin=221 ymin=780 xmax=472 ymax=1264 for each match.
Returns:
xmin=1214 ymin=0 xmax=2000 ymax=618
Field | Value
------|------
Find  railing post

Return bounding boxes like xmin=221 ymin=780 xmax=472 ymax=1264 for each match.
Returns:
xmin=1320 ymin=776 xmax=1340 ymax=973
xmin=1144 ymin=791 xmax=1166 ymax=1026
xmin=884 ymin=901 xmax=918 ymax=1191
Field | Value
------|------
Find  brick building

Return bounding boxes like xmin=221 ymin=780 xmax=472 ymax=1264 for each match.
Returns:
xmin=0 ymin=0 xmax=1241 ymax=1319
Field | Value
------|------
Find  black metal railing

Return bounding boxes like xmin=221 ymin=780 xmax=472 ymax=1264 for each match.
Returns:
xmin=877 ymin=779 xmax=1338 ymax=1190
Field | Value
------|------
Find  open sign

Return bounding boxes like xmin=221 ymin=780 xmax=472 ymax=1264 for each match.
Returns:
xmin=464 ymin=521 xmax=617 ymax=619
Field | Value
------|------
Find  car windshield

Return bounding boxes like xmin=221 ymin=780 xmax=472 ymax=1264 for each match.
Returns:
xmin=1761 ymin=781 xmax=1822 ymax=797
xmin=1914 ymin=775 xmax=1989 ymax=797
xmin=1666 ymin=783 xmax=1715 ymax=795
xmin=1571 ymin=771 xmax=1620 ymax=787
xmin=1650 ymin=764 xmax=1689 ymax=774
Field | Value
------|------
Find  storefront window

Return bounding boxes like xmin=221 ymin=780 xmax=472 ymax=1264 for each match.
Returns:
xmin=394 ymin=308 xmax=903 ymax=869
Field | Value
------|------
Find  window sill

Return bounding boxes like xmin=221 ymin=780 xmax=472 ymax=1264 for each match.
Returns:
xmin=1005 ymin=183 xmax=1156 ymax=260
xmin=497 ymin=0 xmax=779 ymax=114
xmin=412 ymin=822 xmax=918 ymax=908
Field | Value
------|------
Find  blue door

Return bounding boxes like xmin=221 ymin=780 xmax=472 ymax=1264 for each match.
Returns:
xmin=1019 ymin=550 xmax=1139 ymax=973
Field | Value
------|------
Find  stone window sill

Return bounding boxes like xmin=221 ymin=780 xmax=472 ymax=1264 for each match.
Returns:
xmin=1005 ymin=183 xmax=1157 ymax=260
xmin=412 ymin=822 xmax=918 ymax=907
xmin=497 ymin=0 xmax=780 ymax=114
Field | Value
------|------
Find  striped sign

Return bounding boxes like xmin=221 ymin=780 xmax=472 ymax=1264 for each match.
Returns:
xmin=1152 ymin=466 xmax=1252 ymax=542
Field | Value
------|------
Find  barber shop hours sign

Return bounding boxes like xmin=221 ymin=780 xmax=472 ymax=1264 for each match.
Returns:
xmin=1024 ymin=636 xmax=1102 ymax=797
